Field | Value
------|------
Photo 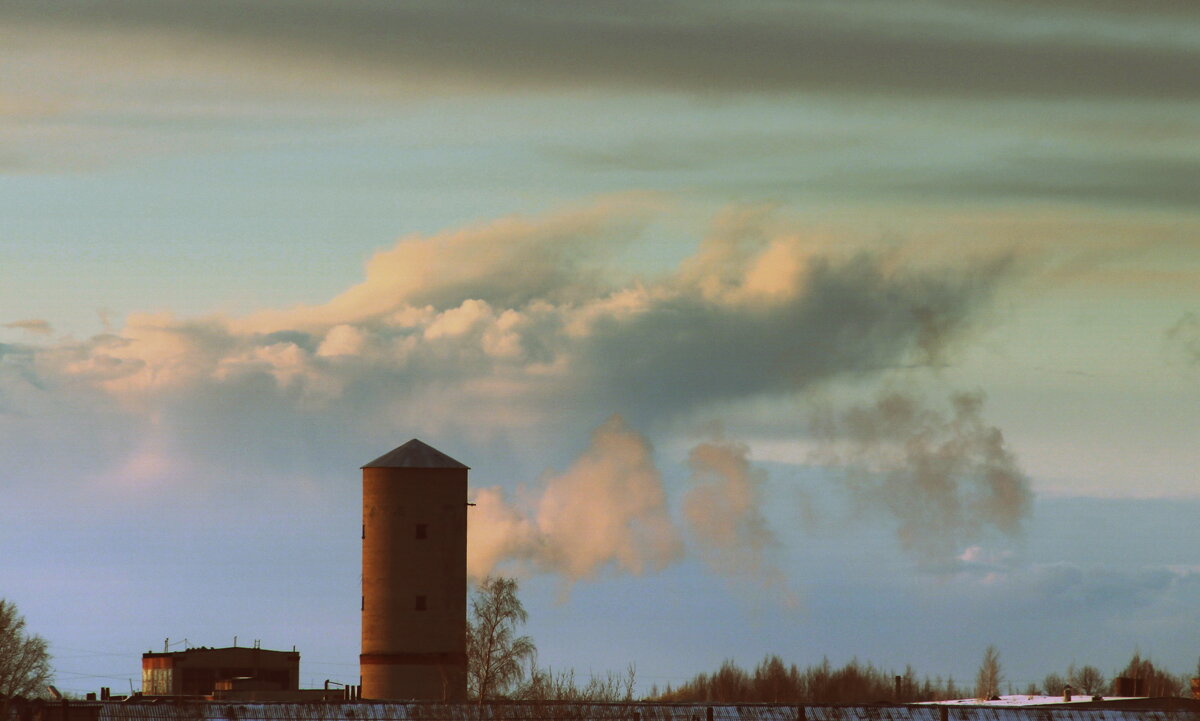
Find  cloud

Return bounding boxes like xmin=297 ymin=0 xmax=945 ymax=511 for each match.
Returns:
xmin=952 ymin=557 xmax=1200 ymax=620
xmin=235 ymin=197 xmax=658 ymax=334
xmin=3 ymin=319 xmax=53 ymax=336
xmin=575 ymin=221 xmax=1011 ymax=424
xmin=4 ymin=1 xmax=1198 ymax=101
xmin=827 ymin=155 xmax=1200 ymax=213
xmin=3 ymin=202 xmax=1013 ymax=520
xmin=1167 ymin=312 xmax=1200 ymax=365
xmin=811 ymin=390 xmax=1033 ymax=566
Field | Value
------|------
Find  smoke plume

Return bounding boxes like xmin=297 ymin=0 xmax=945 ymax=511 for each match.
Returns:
xmin=811 ymin=390 xmax=1032 ymax=565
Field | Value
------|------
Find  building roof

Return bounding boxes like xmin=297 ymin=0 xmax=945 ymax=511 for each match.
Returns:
xmin=922 ymin=697 xmax=1143 ymax=707
xmin=142 ymin=646 xmax=298 ymax=660
xmin=362 ymin=439 xmax=469 ymax=470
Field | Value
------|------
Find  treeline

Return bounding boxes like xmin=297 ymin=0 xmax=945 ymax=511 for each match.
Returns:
xmin=518 ymin=664 xmax=639 ymax=702
xmin=650 ymin=652 xmax=1200 ymax=704
xmin=471 ymin=579 xmax=1198 ymax=704
xmin=651 ymin=656 xmax=965 ymax=703
xmin=1036 ymin=653 xmax=1194 ymax=699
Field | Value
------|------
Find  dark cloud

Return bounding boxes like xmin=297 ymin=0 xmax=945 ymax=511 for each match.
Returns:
xmin=582 ymin=252 xmax=1009 ymax=423
xmin=826 ymin=156 xmax=1200 ymax=212
xmin=5 ymin=0 xmax=1199 ymax=100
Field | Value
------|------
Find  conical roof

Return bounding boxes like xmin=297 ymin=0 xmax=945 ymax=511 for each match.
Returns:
xmin=362 ymin=439 xmax=469 ymax=469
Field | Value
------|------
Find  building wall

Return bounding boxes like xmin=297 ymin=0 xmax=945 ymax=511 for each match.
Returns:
xmin=361 ymin=467 xmax=467 ymax=701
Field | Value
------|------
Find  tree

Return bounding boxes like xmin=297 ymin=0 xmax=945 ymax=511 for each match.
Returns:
xmin=1043 ymin=672 xmax=1068 ymax=696
xmin=1068 ymin=664 xmax=1106 ymax=695
xmin=0 ymin=599 xmax=51 ymax=697
xmin=1114 ymin=651 xmax=1183 ymax=697
xmin=466 ymin=576 xmax=535 ymax=701
xmin=974 ymin=645 xmax=1002 ymax=700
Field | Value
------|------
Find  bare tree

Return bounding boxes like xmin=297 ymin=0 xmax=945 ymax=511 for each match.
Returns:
xmin=1115 ymin=651 xmax=1184 ymax=697
xmin=1069 ymin=664 xmax=1107 ymax=695
xmin=467 ymin=576 xmax=535 ymax=701
xmin=519 ymin=662 xmax=637 ymax=702
xmin=1043 ymin=672 xmax=1068 ymax=696
xmin=0 ymin=599 xmax=51 ymax=697
xmin=974 ymin=645 xmax=1002 ymax=700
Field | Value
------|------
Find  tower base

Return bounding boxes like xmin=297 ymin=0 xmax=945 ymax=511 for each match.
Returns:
xmin=360 ymin=653 xmax=467 ymax=701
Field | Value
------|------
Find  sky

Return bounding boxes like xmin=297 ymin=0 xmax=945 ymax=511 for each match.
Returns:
xmin=2 ymin=0 xmax=1199 ymax=698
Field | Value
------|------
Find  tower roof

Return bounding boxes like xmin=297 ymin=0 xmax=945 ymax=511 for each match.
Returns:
xmin=362 ymin=439 xmax=469 ymax=469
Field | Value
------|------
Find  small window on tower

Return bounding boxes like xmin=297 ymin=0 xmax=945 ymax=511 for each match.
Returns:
xmin=415 ymin=595 xmax=427 ymax=611
xmin=415 ymin=523 xmax=427 ymax=540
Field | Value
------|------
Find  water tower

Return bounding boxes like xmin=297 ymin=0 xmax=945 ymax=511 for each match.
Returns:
xmin=360 ymin=439 xmax=468 ymax=701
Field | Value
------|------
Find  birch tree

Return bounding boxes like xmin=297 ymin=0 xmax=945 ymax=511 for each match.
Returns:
xmin=974 ymin=645 xmax=1002 ymax=700
xmin=0 ymin=599 xmax=51 ymax=698
xmin=467 ymin=577 xmax=535 ymax=701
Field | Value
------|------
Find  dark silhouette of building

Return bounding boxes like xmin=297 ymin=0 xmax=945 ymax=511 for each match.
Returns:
xmin=141 ymin=646 xmax=298 ymax=696
xmin=360 ymin=439 xmax=468 ymax=701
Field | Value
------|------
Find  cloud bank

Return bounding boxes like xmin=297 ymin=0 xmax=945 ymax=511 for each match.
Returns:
xmin=1 ymin=201 xmax=1022 ymax=586
xmin=5 ymin=1 xmax=1198 ymax=101
xmin=5 ymin=202 xmax=1010 ymax=448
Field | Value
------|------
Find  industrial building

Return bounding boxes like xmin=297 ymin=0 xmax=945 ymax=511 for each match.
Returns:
xmin=141 ymin=646 xmax=299 ymax=697
xmin=360 ymin=439 xmax=469 ymax=701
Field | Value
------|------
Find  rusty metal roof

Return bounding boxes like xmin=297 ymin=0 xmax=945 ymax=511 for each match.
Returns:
xmin=362 ymin=439 xmax=469 ymax=470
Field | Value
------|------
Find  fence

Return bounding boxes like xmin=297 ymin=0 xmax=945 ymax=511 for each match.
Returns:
xmin=4 ymin=701 xmax=1200 ymax=721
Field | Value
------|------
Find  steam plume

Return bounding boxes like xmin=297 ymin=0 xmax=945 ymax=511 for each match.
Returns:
xmin=681 ymin=438 xmax=784 ymax=593
xmin=812 ymin=390 xmax=1032 ymax=565
xmin=467 ymin=415 xmax=682 ymax=583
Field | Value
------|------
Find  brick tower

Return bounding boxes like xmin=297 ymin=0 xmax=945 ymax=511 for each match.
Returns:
xmin=360 ymin=439 xmax=468 ymax=700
